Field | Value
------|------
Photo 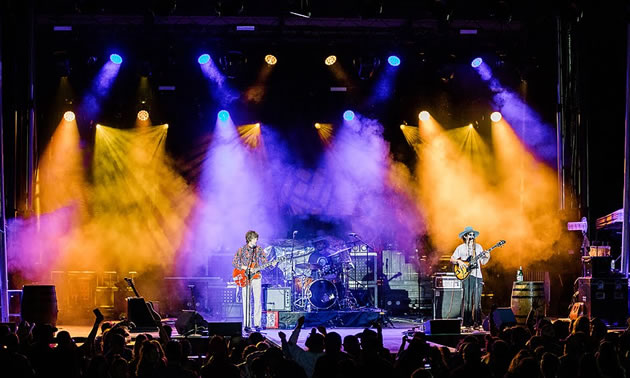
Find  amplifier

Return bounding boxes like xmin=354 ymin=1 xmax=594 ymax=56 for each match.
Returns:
xmin=434 ymin=275 xmax=462 ymax=289
xmin=265 ymin=287 xmax=291 ymax=311
xmin=575 ymin=277 xmax=628 ymax=326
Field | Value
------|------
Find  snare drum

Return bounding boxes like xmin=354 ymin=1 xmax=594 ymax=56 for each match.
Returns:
xmin=307 ymin=279 xmax=338 ymax=309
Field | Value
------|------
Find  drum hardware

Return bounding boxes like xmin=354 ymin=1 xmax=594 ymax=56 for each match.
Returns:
xmin=295 ymin=263 xmax=323 ymax=270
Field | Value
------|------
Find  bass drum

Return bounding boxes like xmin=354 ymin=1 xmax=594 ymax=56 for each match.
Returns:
xmin=307 ymin=279 xmax=338 ymax=309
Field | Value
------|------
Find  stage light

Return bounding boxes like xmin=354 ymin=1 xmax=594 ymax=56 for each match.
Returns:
xmin=325 ymin=55 xmax=337 ymax=66
xmin=265 ymin=54 xmax=277 ymax=65
xmin=63 ymin=111 xmax=75 ymax=122
xmin=255 ymin=123 xmax=260 ymax=128
xmin=315 ymin=123 xmax=321 ymax=129
xmin=418 ymin=111 xmax=430 ymax=121
xmin=490 ymin=111 xmax=502 ymax=122
xmin=343 ymin=110 xmax=355 ymax=121
xmin=109 ymin=54 xmax=123 ymax=65
xmin=469 ymin=123 xmax=474 ymax=128
xmin=137 ymin=110 xmax=149 ymax=121
xmin=198 ymin=54 xmax=211 ymax=65
xmin=471 ymin=57 xmax=483 ymax=68
xmin=400 ymin=124 xmax=405 ymax=130
xmin=388 ymin=56 xmax=401 ymax=67
xmin=164 ymin=124 xmax=169 ymax=129
xmin=218 ymin=110 xmax=230 ymax=121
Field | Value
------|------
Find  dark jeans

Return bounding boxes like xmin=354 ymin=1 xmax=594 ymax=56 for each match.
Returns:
xmin=462 ymin=276 xmax=483 ymax=327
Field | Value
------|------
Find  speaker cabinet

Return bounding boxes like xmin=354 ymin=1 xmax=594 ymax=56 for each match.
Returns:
xmin=575 ymin=277 xmax=628 ymax=326
xmin=483 ymin=307 xmax=516 ymax=331
xmin=433 ymin=288 xmax=462 ymax=319
xmin=264 ymin=287 xmax=291 ymax=311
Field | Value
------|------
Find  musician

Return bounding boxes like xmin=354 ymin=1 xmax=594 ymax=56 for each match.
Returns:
xmin=233 ymin=230 xmax=268 ymax=331
xmin=450 ymin=226 xmax=489 ymax=328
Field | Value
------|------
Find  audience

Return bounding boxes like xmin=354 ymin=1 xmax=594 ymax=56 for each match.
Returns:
xmin=1 ymin=311 xmax=629 ymax=378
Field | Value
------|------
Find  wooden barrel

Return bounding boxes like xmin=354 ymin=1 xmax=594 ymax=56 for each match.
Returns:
xmin=21 ymin=285 xmax=59 ymax=326
xmin=510 ymin=281 xmax=545 ymax=325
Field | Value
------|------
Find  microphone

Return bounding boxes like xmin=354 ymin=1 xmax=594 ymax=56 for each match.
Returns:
xmin=293 ymin=230 xmax=298 ymax=236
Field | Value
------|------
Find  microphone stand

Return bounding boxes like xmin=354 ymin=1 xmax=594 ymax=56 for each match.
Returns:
xmin=351 ymin=233 xmax=375 ymax=308
xmin=290 ymin=232 xmax=296 ymax=311
xmin=245 ymin=246 xmax=256 ymax=331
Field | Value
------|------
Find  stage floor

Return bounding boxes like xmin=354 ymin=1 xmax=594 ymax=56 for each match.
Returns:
xmin=56 ymin=322 xmax=459 ymax=353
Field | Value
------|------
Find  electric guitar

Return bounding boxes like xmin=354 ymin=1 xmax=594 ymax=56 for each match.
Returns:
xmin=453 ymin=240 xmax=506 ymax=280
xmin=232 ymin=256 xmax=286 ymax=287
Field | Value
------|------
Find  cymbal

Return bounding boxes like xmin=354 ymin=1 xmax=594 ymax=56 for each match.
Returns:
xmin=295 ymin=263 xmax=322 ymax=270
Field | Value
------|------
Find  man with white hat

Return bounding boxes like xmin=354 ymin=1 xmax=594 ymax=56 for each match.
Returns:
xmin=450 ymin=226 xmax=489 ymax=328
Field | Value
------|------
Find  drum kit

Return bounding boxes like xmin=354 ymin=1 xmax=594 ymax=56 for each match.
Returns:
xmin=275 ymin=243 xmax=358 ymax=311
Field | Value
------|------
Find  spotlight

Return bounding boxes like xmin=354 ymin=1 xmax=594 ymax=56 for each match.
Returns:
xmin=388 ymin=56 xmax=401 ymax=67
xmin=343 ymin=110 xmax=355 ymax=121
xmin=218 ymin=110 xmax=230 ymax=121
xmin=315 ymin=123 xmax=321 ymax=129
xmin=468 ymin=123 xmax=473 ymax=128
xmin=418 ymin=111 xmax=430 ymax=121
xmin=490 ymin=111 xmax=502 ymax=122
xmin=164 ymin=124 xmax=169 ymax=129
xmin=63 ymin=111 xmax=75 ymax=122
xmin=325 ymin=55 xmax=337 ymax=66
xmin=198 ymin=54 xmax=211 ymax=65
xmin=109 ymin=54 xmax=123 ymax=65
xmin=264 ymin=54 xmax=277 ymax=65
xmin=255 ymin=123 xmax=261 ymax=128
xmin=400 ymin=124 xmax=405 ymax=130
xmin=471 ymin=57 xmax=483 ymax=68
xmin=137 ymin=110 xmax=149 ymax=121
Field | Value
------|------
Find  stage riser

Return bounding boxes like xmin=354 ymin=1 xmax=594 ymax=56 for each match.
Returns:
xmin=277 ymin=310 xmax=381 ymax=329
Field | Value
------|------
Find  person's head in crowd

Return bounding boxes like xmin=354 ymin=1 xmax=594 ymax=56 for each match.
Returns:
xmin=180 ymin=338 xmax=192 ymax=358
xmin=207 ymin=335 xmax=228 ymax=360
xmin=164 ymin=340 xmax=183 ymax=366
xmin=358 ymin=328 xmax=379 ymax=353
xmin=552 ymin=319 xmax=570 ymax=341
xmin=540 ymin=352 xmax=559 ymax=378
xmin=526 ymin=335 xmax=544 ymax=351
xmin=249 ymin=332 xmax=264 ymax=345
xmin=262 ymin=347 xmax=285 ymax=372
xmin=410 ymin=368 xmax=433 ymax=378
xmin=511 ymin=357 xmax=539 ymax=377
xmin=461 ymin=342 xmax=482 ymax=366
xmin=256 ymin=341 xmax=269 ymax=351
xmin=242 ymin=345 xmax=258 ymax=360
xmin=343 ymin=335 xmax=361 ymax=357
xmin=109 ymin=355 xmax=129 ymax=378
xmin=136 ymin=339 xmax=165 ymax=375
xmin=32 ymin=323 xmax=57 ymax=344
xmin=133 ymin=334 xmax=148 ymax=358
xmin=109 ymin=332 xmax=127 ymax=353
xmin=572 ymin=316 xmax=590 ymax=335
xmin=55 ymin=330 xmax=75 ymax=350
xmin=101 ymin=322 xmax=113 ymax=333
xmin=590 ymin=317 xmax=608 ymax=341
xmin=0 ymin=324 xmax=10 ymax=341
xmin=304 ymin=331 xmax=324 ymax=353
xmin=540 ymin=323 xmax=556 ymax=340
xmin=508 ymin=349 xmax=532 ymax=372
xmin=163 ymin=324 xmax=173 ymax=339
xmin=509 ymin=326 xmax=532 ymax=350
xmin=324 ymin=332 xmax=342 ymax=353
xmin=564 ymin=332 xmax=586 ymax=357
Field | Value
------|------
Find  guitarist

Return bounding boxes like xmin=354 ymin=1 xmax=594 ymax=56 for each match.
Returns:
xmin=450 ymin=226 xmax=489 ymax=329
xmin=232 ymin=230 xmax=268 ymax=331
